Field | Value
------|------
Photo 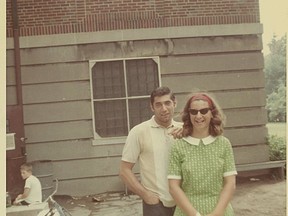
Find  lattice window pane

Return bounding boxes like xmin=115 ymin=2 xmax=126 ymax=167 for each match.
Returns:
xmin=94 ymin=100 xmax=128 ymax=137
xmin=129 ymin=98 xmax=153 ymax=129
xmin=126 ymin=59 xmax=159 ymax=97
xmin=92 ymin=61 xmax=125 ymax=99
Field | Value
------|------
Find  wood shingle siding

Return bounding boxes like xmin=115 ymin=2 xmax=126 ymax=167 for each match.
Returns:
xmin=6 ymin=23 xmax=269 ymax=195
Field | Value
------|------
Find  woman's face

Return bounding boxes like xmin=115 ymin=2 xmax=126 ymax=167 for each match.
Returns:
xmin=189 ymin=100 xmax=212 ymax=132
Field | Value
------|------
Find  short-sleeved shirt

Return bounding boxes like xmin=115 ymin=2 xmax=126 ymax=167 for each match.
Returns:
xmin=121 ymin=116 xmax=182 ymax=207
xmin=24 ymin=175 xmax=42 ymax=204
xmin=168 ymin=135 xmax=237 ymax=216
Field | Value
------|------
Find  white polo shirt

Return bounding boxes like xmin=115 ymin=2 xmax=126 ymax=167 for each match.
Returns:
xmin=121 ymin=116 xmax=182 ymax=207
xmin=24 ymin=175 xmax=42 ymax=204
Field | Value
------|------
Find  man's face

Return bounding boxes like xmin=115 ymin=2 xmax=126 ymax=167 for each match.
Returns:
xmin=150 ymin=94 xmax=176 ymax=127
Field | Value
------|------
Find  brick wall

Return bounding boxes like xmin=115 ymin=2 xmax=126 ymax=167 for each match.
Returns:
xmin=7 ymin=0 xmax=260 ymax=37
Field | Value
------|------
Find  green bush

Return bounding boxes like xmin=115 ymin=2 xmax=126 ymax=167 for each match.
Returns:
xmin=267 ymin=135 xmax=286 ymax=161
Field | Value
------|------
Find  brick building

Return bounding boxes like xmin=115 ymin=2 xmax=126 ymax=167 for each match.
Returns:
xmin=6 ymin=0 xmax=273 ymax=196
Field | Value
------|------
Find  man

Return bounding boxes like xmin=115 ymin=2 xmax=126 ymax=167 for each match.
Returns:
xmin=119 ymin=86 xmax=182 ymax=216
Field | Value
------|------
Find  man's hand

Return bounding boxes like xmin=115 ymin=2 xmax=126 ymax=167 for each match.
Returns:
xmin=143 ymin=190 xmax=160 ymax=205
xmin=169 ymin=127 xmax=183 ymax=139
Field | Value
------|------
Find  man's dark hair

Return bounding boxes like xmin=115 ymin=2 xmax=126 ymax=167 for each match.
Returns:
xmin=150 ymin=86 xmax=175 ymax=104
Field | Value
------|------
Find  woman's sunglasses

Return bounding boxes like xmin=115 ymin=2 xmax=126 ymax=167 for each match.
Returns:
xmin=188 ymin=108 xmax=210 ymax=115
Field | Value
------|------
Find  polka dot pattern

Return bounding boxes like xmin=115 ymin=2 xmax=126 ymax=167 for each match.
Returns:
xmin=168 ymin=136 xmax=236 ymax=216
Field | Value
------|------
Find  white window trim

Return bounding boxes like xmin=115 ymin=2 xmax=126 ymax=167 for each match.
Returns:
xmin=89 ymin=56 xmax=161 ymax=145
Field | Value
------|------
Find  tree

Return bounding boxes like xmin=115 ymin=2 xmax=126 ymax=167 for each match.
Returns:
xmin=266 ymin=83 xmax=286 ymax=122
xmin=264 ymin=34 xmax=286 ymax=122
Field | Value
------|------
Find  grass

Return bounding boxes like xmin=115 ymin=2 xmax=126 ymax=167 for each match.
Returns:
xmin=266 ymin=122 xmax=286 ymax=138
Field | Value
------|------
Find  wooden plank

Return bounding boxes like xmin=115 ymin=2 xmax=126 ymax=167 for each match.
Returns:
xmin=6 ymin=202 xmax=48 ymax=216
xmin=233 ymin=144 xmax=270 ymax=164
xmin=23 ymin=101 xmax=92 ymax=124
xmin=24 ymin=120 xmax=93 ymax=143
xmin=6 ymin=66 xmax=16 ymax=85
xmin=57 ymin=176 xmax=125 ymax=196
xmin=225 ymin=108 xmax=268 ymax=128
xmin=160 ymin=52 xmax=264 ymax=74
xmin=6 ymin=86 xmax=17 ymax=105
xmin=173 ymin=35 xmax=262 ymax=55
xmin=52 ymin=157 xmax=122 ymax=180
xmin=162 ymin=70 xmax=265 ymax=93
xmin=22 ymin=81 xmax=90 ymax=104
xmin=174 ymin=89 xmax=266 ymax=111
xmin=236 ymin=160 xmax=286 ymax=172
xmin=21 ymin=62 xmax=89 ymax=84
xmin=6 ymin=49 xmax=15 ymax=67
xmin=26 ymin=140 xmax=124 ymax=161
xmin=224 ymin=126 xmax=268 ymax=146
xmin=19 ymin=45 xmax=80 ymax=66
xmin=213 ymin=89 xmax=266 ymax=109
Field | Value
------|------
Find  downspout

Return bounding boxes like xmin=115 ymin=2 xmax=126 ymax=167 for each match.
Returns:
xmin=11 ymin=0 xmax=23 ymax=106
xmin=11 ymin=0 xmax=26 ymax=156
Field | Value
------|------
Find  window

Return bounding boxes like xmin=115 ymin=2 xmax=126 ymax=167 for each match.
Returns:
xmin=89 ymin=57 xmax=160 ymax=144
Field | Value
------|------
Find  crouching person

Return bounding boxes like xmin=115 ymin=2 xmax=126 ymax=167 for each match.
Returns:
xmin=13 ymin=162 xmax=42 ymax=205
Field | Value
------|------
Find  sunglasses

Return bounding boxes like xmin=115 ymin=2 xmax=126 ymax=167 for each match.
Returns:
xmin=188 ymin=108 xmax=210 ymax=115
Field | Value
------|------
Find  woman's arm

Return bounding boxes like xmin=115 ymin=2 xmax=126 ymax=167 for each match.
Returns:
xmin=169 ymin=179 xmax=200 ymax=216
xmin=207 ymin=175 xmax=236 ymax=216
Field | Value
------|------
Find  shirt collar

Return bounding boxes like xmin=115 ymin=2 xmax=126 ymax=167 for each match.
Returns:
xmin=183 ymin=135 xmax=216 ymax=145
xmin=150 ymin=115 xmax=176 ymax=129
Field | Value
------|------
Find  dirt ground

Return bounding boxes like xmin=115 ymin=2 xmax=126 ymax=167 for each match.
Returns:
xmin=54 ymin=175 xmax=286 ymax=216
xmin=232 ymin=175 xmax=286 ymax=216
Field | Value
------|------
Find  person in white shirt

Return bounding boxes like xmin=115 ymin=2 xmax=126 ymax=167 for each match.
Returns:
xmin=13 ymin=162 xmax=42 ymax=205
xmin=119 ymin=86 xmax=182 ymax=216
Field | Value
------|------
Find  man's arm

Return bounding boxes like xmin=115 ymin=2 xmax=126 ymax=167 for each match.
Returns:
xmin=119 ymin=161 xmax=159 ymax=204
xmin=169 ymin=126 xmax=183 ymax=139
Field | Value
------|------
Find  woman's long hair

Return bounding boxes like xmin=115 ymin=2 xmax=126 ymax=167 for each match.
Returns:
xmin=182 ymin=91 xmax=226 ymax=137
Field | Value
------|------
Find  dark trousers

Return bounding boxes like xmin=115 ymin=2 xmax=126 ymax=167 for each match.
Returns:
xmin=143 ymin=201 xmax=175 ymax=216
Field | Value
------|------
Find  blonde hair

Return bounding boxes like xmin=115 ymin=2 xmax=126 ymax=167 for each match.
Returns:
xmin=20 ymin=162 xmax=33 ymax=173
xmin=182 ymin=91 xmax=226 ymax=137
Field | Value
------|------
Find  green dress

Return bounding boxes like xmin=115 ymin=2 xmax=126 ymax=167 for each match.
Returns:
xmin=168 ymin=135 xmax=237 ymax=216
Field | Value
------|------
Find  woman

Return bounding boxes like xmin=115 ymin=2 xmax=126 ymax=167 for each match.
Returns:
xmin=168 ymin=92 xmax=237 ymax=216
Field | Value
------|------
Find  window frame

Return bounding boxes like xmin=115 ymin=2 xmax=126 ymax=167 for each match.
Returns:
xmin=89 ymin=56 xmax=161 ymax=145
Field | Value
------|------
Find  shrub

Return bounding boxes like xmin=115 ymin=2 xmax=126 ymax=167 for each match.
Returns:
xmin=267 ymin=135 xmax=286 ymax=161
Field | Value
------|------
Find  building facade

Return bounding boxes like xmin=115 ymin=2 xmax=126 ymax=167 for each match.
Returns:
xmin=6 ymin=0 xmax=269 ymax=196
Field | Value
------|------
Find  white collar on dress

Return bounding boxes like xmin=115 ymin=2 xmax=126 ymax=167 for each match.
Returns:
xmin=183 ymin=135 xmax=216 ymax=146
